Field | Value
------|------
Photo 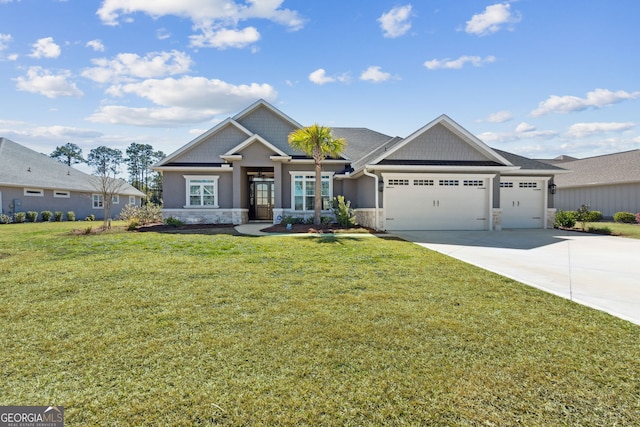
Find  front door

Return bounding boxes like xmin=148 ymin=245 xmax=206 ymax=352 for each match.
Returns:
xmin=250 ymin=179 xmax=274 ymax=220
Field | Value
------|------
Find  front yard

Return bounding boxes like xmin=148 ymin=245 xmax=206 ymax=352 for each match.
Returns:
xmin=0 ymin=222 xmax=638 ymax=425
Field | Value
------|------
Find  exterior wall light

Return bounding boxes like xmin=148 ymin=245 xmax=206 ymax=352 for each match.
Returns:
xmin=548 ymin=183 xmax=557 ymax=194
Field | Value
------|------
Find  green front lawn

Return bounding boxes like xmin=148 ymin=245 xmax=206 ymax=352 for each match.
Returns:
xmin=1 ymin=222 xmax=638 ymax=425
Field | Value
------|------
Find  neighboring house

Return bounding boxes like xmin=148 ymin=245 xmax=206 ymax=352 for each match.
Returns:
xmin=0 ymin=137 xmax=145 ymax=220
xmin=153 ymin=99 xmax=565 ymax=231
xmin=541 ymin=150 xmax=640 ymax=217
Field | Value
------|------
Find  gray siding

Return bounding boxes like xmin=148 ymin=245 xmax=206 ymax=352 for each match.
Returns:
xmin=0 ymin=185 xmax=139 ymax=220
xmin=173 ymin=125 xmax=249 ymax=162
xmin=236 ymin=107 xmax=298 ymax=153
xmin=161 ymin=171 xmax=234 ymax=209
xmin=555 ymin=183 xmax=640 ymax=217
xmin=387 ymin=123 xmax=488 ymax=161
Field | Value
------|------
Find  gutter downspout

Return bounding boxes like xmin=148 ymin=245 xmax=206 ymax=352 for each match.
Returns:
xmin=363 ymin=168 xmax=379 ymax=230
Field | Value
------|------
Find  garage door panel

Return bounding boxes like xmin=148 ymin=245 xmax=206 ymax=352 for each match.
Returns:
xmin=500 ymin=179 xmax=545 ymax=228
xmin=384 ymin=175 xmax=490 ymax=231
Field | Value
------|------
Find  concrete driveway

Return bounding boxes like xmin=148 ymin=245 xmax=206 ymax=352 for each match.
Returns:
xmin=392 ymin=229 xmax=640 ymax=326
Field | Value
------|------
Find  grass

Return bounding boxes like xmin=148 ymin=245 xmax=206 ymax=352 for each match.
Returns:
xmin=1 ymin=222 xmax=639 ymax=426
xmin=584 ymin=221 xmax=640 ymax=239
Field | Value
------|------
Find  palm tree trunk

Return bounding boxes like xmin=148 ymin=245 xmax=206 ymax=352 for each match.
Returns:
xmin=314 ymin=161 xmax=322 ymax=225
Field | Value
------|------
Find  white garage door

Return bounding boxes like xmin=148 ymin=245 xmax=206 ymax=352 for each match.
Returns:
xmin=383 ymin=174 xmax=491 ymax=231
xmin=500 ymin=178 xmax=546 ymax=228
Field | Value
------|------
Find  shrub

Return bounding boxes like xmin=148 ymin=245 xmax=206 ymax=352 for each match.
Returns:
xmin=554 ymin=210 xmax=576 ymax=228
xmin=54 ymin=211 xmax=63 ymax=222
xmin=587 ymin=225 xmax=612 ymax=235
xmin=281 ymin=216 xmax=304 ymax=226
xmin=320 ymin=216 xmax=333 ymax=226
xmin=164 ymin=216 xmax=184 ymax=227
xmin=14 ymin=212 xmax=26 ymax=223
xmin=613 ymin=211 xmax=637 ymax=224
xmin=575 ymin=204 xmax=591 ymax=230
xmin=67 ymin=211 xmax=76 ymax=221
xmin=587 ymin=211 xmax=603 ymax=222
xmin=40 ymin=211 xmax=53 ymax=222
xmin=0 ymin=214 xmax=11 ymax=224
xmin=333 ymin=195 xmax=356 ymax=227
xmin=119 ymin=204 xmax=162 ymax=225
xmin=637 ymin=213 xmax=640 ymax=224
xmin=85 ymin=215 xmax=95 ymax=221
xmin=26 ymin=211 xmax=38 ymax=222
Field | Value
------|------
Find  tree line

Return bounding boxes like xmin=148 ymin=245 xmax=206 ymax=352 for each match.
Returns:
xmin=50 ymin=142 xmax=165 ymax=205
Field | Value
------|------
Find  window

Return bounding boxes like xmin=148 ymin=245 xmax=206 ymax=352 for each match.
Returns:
xmin=129 ymin=196 xmax=136 ymax=205
xmin=184 ymin=175 xmax=219 ymax=207
xmin=463 ymin=180 xmax=483 ymax=186
xmin=92 ymin=194 xmax=103 ymax=209
xmin=54 ymin=190 xmax=70 ymax=198
xmin=413 ymin=179 xmax=434 ymax=186
xmin=439 ymin=180 xmax=459 ymax=186
xmin=24 ymin=188 xmax=43 ymax=197
xmin=500 ymin=182 xmax=514 ymax=188
xmin=519 ymin=182 xmax=538 ymax=188
xmin=112 ymin=195 xmax=120 ymax=204
xmin=290 ymin=172 xmax=333 ymax=211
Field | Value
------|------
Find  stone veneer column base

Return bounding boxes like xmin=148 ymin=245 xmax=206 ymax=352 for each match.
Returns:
xmin=492 ymin=208 xmax=502 ymax=231
xmin=163 ymin=208 xmax=248 ymax=225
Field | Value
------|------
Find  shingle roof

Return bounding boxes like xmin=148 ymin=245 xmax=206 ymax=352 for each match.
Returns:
xmin=551 ymin=149 xmax=640 ymax=188
xmin=493 ymin=149 xmax=566 ymax=171
xmin=0 ymin=137 xmax=145 ymax=196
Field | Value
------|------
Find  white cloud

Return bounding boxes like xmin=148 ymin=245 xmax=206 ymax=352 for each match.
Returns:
xmin=82 ymin=50 xmax=192 ymax=83
xmin=515 ymin=122 xmax=535 ymax=133
xmin=482 ymin=110 xmax=513 ymax=123
xmin=465 ymin=3 xmax=521 ymax=36
xmin=96 ymin=0 xmax=305 ymax=50
xmin=566 ymin=122 xmax=635 ymax=138
xmin=157 ymin=28 xmax=171 ymax=40
xmin=0 ymin=33 xmax=11 ymax=50
xmin=531 ymin=88 xmax=640 ymax=117
xmin=378 ymin=5 xmax=412 ymax=38
xmin=189 ymin=26 xmax=260 ymax=49
xmin=360 ymin=66 xmax=391 ymax=83
xmin=29 ymin=37 xmax=61 ymax=58
xmin=308 ymin=68 xmax=349 ymax=85
xmin=87 ymin=75 xmax=277 ymax=126
xmin=15 ymin=66 xmax=83 ymax=98
xmin=86 ymin=39 xmax=105 ymax=52
xmin=424 ymin=55 xmax=496 ymax=70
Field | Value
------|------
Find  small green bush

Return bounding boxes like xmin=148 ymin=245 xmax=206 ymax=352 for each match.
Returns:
xmin=320 ymin=215 xmax=333 ymax=226
xmin=587 ymin=211 xmax=603 ymax=222
xmin=613 ymin=211 xmax=637 ymax=224
xmin=67 ymin=211 xmax=76 ymax=221
xmin=164 ymin=216 xmax=184 ymax=227
xmin=0 ymin=213 xmax=11 ymax=224
xmin=554 ymin=210 xmax=576 ymax=228
xmin=25 ymin=211 xmax=38 ymax=222
xmin=281 ymin=216 xmax=304 ymax=226
xmin=40 ymin=210 xmax=53 ymax=222
xmin=333 ymin=195 xmax=356 ymax=227
xmin=54 ymin=211 xmax=63 ymax=222
xmin=119 ymin=204 xmax=162 ymax=225
xmin=14 ymin=212 xmax=26 ymax=223
xmin=85 ymin=215 xmax=95 ymax=221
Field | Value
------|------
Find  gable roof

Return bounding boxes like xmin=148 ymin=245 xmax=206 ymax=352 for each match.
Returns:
xmin=493 ymin=149 xmax=568 ymax=174
xmin=222 ymin=134 xmax=289 ymax=158
xmin=551 ymin=149 xmax=640 ymax=188
xmin=0 ymin=137 xmax=145 ymax=196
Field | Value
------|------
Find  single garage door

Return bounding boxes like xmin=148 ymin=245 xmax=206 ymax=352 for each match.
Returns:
xmin=500 ymin=178 xmax=546 ymax=228
xmin=383 ymin=174 xmax=491 ymax=230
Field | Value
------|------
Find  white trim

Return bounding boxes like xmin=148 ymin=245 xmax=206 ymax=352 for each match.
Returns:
xmin=153 ymin=165 xmax=232 ymax=173
xmin=184 ymin=175 xmax=220 ymax=208
xmin=53 ymin=190 xmax=71 ymax=198
xmin=128 ymin=196 xmax=136 ymax=205
xmin=24 ymin=188 xmax=44 ymax=197
xmin=92 ymin=194 xmax=103 ymax=209
xmin=112 ymin=195 xmax=120 ymax=204
xmin=222 ymin=134 xmax=289 ymax=158
xmin=366 ymin=164 xmax=519 ymax=173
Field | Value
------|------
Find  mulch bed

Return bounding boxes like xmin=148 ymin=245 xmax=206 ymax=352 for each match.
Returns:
xmin=260 ymin=223 xmax=378 ymax=234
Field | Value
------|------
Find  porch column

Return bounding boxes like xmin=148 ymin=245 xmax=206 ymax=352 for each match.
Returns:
xmin=273 ymin=161 xmax=282 ymax=208
xmin=232 ymin=165 xmax=242 ymax=208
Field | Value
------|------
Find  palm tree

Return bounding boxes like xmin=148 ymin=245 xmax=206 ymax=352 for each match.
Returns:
xmin=288 ymin=124 xmax=346 ymax=225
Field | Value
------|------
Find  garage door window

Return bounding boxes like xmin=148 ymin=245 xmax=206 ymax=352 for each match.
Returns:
xmin=413 ymin=179 xmax=434 ymax=186
xmin=463 ymin=180 xmax=483 ymax=186
xmin=519 ymin=182 xmax=538 ymax=188
xmin=388 ymin=179 xmax=409 ymax=186
xmin=500 ymin=182 xmax=514 ymax=188
xmin=439 ymin=180 xmax=459 ymax=186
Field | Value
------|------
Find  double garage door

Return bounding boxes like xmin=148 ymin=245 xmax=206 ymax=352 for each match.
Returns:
xmin=383 ymin=173 xmax=491 ymax=231
xmin=382 ymin=174 xmax=547 ymax=230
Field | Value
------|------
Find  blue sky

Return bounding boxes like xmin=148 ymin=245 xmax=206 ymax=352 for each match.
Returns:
xmin=1 ymin=0 xmax=639 ymax=167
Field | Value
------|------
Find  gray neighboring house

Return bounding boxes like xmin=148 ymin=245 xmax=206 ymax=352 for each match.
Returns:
xmin=542 ymin=150 xmax=640 ymax=217
xmin=153 ymin=99 xmax=566 ymax=231
xmin=0 ymin=137 xmax=145 ymax=220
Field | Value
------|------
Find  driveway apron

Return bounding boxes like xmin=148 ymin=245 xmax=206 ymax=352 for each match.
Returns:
xmin=392 ymin=229 xmax=640 ymax=326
